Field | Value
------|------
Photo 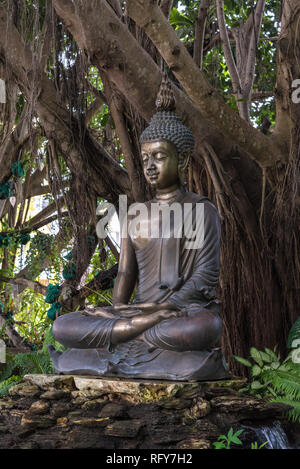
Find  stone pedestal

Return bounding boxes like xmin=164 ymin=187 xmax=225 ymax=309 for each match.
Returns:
xmin=0 ymin=374 xmax=296 ymax=449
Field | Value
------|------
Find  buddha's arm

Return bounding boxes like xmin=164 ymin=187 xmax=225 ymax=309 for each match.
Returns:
xmin=111 ymin=308 xmax=183 ymax=345
xmin=167 ymin=202 xmax=221 ymax=309
xmin=113 ymin=231 xmax=138 ymax=306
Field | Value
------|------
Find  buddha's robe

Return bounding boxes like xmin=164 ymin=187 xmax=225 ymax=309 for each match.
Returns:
xmin=49 ymin=190 xmax=230 ymax=380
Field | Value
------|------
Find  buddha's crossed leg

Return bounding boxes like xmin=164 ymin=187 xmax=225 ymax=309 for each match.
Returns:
xmin=53 ymin=306 xmax=221 ymax=353
xmin=142 ymin=306 xmax=223 ymax=352
xmin=52 ymin=307 xmax=183 ymax=351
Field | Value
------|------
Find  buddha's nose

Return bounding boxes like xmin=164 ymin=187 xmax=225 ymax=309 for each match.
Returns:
xmin=146 ymin=159 xmax=156 ymax=172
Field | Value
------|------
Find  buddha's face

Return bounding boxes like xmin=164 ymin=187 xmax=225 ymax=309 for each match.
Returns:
xmin=141 ymin=141 xmax=180 ymax=191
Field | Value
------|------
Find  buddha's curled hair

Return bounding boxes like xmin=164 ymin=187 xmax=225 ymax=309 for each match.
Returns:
xmin=140 ymin=73 xmax=195 ymax=155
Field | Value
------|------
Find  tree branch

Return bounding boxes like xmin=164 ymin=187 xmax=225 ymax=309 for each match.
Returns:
xmin=0 ymin=275 xmax=47 ymax=296
xmin=0 ymin=101 xmax=32 ymax=184
xmin=216 ymin=0 xmax=241 ymax=95
xmin=193 ymin=0 xmax=210 ymax=69
xmin=0 ymin=4 xmax=131 ymax=202
xmin=101 ymin=72 xmax=145 ymax=202
xmin=126 ymin=0 xmax=285 ymax=167
xmin=63 ymin=264 xmax=118 ymax=310
xmin=85 ymin=95 xmax=106 ymax=125
xmin=52 ymin=0 xmax=234 ymax=163
xmin=216 ymin=0 xmax=266 ymax=121
xmin=244 ymin=0 xmax=266 ymax=96
xmin=160 ymin=0 xmax=174 ymax=19
xmin=274 ymin=0 xmax=300 ymax=140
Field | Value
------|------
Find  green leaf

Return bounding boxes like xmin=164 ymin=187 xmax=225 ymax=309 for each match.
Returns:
xmin=264 ymin=347 xmax=279 ymax=361
xmin=259 ymin=441 xmax=269 ymax=449
xmin=230 ymin=436 xmax=243 ymax=445
xmin=250 ymin=348 xmax=264 ymax=367
xmin=259 ymin=350 xmax=273 ymax=363
xmin=213 ymin=442 xmax=226 ymax=449
xmin=252 ymin=365 xmax=262 ymax=377
xmin=251 ymin=380 xmax=265 ymax=390
xmin=270 ymin=362 xmax=280 ymax=370
xmin=233 ymin=355 xmax=252 ymax=367
xmin=169 ymin=8 xmax=193 ymax=29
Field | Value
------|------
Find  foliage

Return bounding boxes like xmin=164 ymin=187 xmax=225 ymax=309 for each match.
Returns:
xmin=213 ymin=427 xmax=269 ymax=450
xmin=0 ymin=232 xmax=30 ymax=249
xmin=213 ymin=427 xmax=244 ymax=449
xmin=271 ymin=399 xmax=300 ymax=423
xmin=84 ymin=243 xmax=117 ymax=307
xmin=0 ymin=376 xmax=23 ymax=397
xmin=25 ymin=232 xmax=55 ymax=280
xmin=41 ymin=325 xmax=66 ymax=353
xmin=0 ymin=350 xmax=53 ymax=387
xmin=250 ymin=441 xmax=269 ymax=450
xmin=169 ymin=8 xmax=194 ymax=30
xmin=9 ymin=351 xmax=53 ymax=375
xmin=0 ymin=317 xmax=13 ymax=341
xmin=0 ymin=326 xmax=65 ymax=396
xmin=169 ymin=1 xmax=281 ymax=126
xmin=234 ymin=346 xmax=300 ymax=422
xmin=14 ymin=288 xmax=49 ymax=347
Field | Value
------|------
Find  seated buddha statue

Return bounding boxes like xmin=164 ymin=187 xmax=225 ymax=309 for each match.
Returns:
xmin=49 ymin=75 xmax=230 ymax=381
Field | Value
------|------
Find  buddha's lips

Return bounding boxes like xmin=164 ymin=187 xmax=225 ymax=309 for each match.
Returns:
xmin=147 ymin=172 xmax=159 ymax=180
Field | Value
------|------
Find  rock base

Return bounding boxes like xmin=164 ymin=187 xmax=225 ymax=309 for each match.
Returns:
xmin=0 ymin=374 xmax=296 ymax=449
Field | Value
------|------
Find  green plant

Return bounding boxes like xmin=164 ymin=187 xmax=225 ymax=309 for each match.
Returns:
xmin=14 ymin=288 xmax=49 ymax=347
xmin=250 ymin=441 xmax=269 ymax=449
xmin=85 ymin=243 xmax=117 ymax=307
xmin=0 ymin=326 xmax=65 ymax=396
xmin=0 ymin=350 xmax=54 ymax=382
xmin=0 ymin=317 xmax=14 ymax=340
xmin=234 ymin=346 xmax=300 ymax=422
xmin=0 ymin=376 xmax=23 ymax=396
xmin=25 ymin=232 xmax=55 ymax=279
xmin=41 ymin=325 xmax=66 ymax=353
xmin=213 ymin=428 xmax=243 ymax=449
xmin=213 ymin=428 xmax=269 ymax=450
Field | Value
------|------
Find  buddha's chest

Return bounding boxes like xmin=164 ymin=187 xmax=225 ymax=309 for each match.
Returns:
xmin=128 ymin=203 xmax=183 ymax=250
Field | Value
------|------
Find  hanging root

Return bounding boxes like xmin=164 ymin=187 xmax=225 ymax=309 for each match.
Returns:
xmin=194 ymin=142 xmax=294 ymax=376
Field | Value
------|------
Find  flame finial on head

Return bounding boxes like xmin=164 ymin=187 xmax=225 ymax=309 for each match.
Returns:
xmin=155 ymin=72 xmax=176 ymax=112
xmin=140 ymin=73 xmax=195 ymax=155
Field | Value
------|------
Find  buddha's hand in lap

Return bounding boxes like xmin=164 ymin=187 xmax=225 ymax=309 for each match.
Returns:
xmin=114 ymin=302 xmax=172 ymax=315
xmin=156 ymin=305 xmax=187 ymax=321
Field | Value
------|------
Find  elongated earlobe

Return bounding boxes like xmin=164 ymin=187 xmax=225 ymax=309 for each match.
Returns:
xmin=178 ymin=152 xmax=190 ymax=184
